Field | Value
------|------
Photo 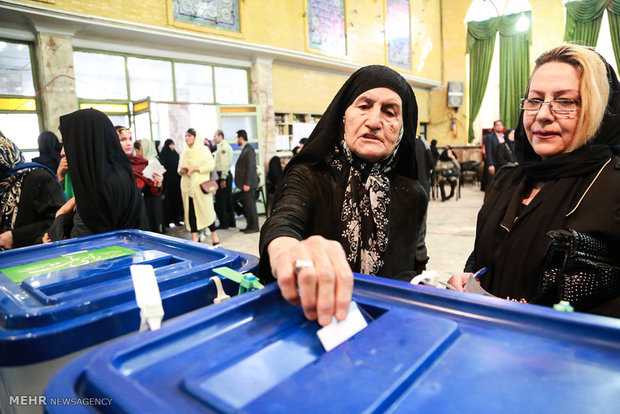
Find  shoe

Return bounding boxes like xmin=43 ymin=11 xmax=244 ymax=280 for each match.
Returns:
xmin=212 ymin=242 xmax=220 ymax=246
xmin=242 ymin=227 xmax=259 ymax=234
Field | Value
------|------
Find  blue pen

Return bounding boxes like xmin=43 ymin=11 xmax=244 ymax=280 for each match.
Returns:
xmin=473 ymin=267 xmax=488 ymax=278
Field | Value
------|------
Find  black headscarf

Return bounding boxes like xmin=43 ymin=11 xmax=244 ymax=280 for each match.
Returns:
xmin=266 ymin=155 xmax=283 ymax=194
xmin=438 ymin=146 xmax=454 ymax=162
xmin=158 ymin=138 xmax=179 ymax=172
xmin=275 ymin=65 xmax=419 ymax=275
xmin=287 ymin=65 xmax=418 ymax=178
xmin=32 ymin=131 xmax=62 ymax=173
xmin=59 ymin=108 xmax=148 ymax=234
xmin=514 ymin=58 xmax=620 ymax=181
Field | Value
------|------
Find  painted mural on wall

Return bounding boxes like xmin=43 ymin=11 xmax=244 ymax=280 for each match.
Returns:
xmin=386 ymin=0 xmax=411 ymax=69
xmin=307 ymin=0 xmax=346 ymax=57
xmin=172 ymin=0 xmax=240 ymax=32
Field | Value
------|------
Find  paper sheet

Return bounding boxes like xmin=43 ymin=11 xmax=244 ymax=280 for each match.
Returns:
xmin=464 ymin=274 xmax=496 ymax=296
xmin=142 ymin=158 xmax=166 ymax=180
xmin=317 ymin=301 xmax=368 ymax=352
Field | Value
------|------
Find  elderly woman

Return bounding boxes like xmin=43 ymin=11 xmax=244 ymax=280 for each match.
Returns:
xmin=47 ymin=109 xmax=149 ymax=240
xmin=0 ymin=133 xmax=65 ymax=249
xmin=259 ymin=65 xmax=428 ymax=326
xmin=179 ymin=128 xmax=219 ymax=245
xmin=449 ymin=45 xmax=620 ymax=317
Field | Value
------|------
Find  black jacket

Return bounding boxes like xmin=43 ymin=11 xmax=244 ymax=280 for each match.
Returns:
xmin=235 ymin=143 xmax=259 ymax=189
xmin=259 ymin=162 xmax=428 ymax=284
xmin=12 ymin=168 xmax=66 ymax=248
xmin=466 ymin=156 xmax=620 ymax=317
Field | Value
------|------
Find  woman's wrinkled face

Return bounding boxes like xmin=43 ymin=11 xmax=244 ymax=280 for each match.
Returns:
xmin=185 ymin=132 xmax=195 ymax=147
xmin=524 ymin=62 xmax=580 ymax=159
xmin=344 ymin=87 xmax=403 ymax=163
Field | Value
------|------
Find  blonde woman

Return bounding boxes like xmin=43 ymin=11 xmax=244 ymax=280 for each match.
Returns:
xmin=179 ymin=128 xmax=220 ymax=245
xmin=449 ymin=44 xmax=620 ymax=317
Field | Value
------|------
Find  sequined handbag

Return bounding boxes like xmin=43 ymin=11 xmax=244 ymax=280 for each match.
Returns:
xmin=534 ymin=229 xmax=620 ymax=310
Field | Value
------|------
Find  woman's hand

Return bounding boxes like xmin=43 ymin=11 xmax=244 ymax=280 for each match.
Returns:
xmin=447 ymin=272 xmax=475 ymax=292
xmin=57 ymin=155 xmax=68 ymax=182
xmin=0 ymin=231 xmax=13 ymax=250
xmin=152 ymin=172 xmax=163 ymax=187
xmin=42 ymin=233 xmax=51 ymax=244
xmin=55 ymin=197 xmax=76 ymax=218
xmin=267 ymin=235 xmax=354 ymax=326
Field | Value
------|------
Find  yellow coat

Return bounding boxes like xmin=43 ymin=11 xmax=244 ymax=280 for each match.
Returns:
xmin=179 ymin=143 xmax=215 ymax=231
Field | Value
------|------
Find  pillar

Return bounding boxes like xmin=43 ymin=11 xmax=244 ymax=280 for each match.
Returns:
xmin=250 ymin=56 xmax=275 ymax=168
xmin=34 ymin=32 xmax=78 ymax=136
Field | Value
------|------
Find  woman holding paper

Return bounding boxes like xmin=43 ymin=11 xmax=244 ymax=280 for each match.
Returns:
xmin=116 ymin=126 xmax=164 ymax=233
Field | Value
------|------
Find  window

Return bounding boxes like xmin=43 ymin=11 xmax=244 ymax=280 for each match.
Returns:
xmin=128 ymin=57 xmax=174 ymax=101
xmin=596 ymin=10 xmax=619 ymax=76
xmin=73 ymin=50 xmax=250 ymax=143
xmin=0 ymin=39 xmax=39 ymax=158
xmin=466 ymin=0 xmax=532 ymax=142
xmin=0 ymin=40 xmax=34 ymax=95
xmin=74 ymin=52 xmax=127 ymax=99
xmin=174 ymin=62 xmax=214 ymax=103
xmin=0 ymin=113 xmax=40 ymax=157
xmin=214 ymin=67 xmax=249 ymax=104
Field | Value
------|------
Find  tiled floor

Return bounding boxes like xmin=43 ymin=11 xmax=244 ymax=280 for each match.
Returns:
xmin=166 ymin=183 xmax=484 ymax=279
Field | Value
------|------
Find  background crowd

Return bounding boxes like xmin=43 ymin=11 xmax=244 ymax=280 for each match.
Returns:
xmin=0 ymin=44 xmax=617 ymax=322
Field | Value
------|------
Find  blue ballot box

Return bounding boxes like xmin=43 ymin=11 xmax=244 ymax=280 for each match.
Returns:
xmin=44 ymin=273 xmax=620 ymax=413
xmin=0 ymin=230 xmax=258 ymax=414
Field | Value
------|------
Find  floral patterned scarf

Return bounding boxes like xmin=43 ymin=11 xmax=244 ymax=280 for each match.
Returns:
xmin=330 ymin=131 xmax=402 ymax=275
xmin=0 ymin=135 xmax=36 ymax=232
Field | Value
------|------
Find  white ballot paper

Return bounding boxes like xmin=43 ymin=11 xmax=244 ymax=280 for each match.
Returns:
xmin=141 ymin=158 xmax=166 ymax=181
xmin=317 ymin=301 xmax=368 ymax=352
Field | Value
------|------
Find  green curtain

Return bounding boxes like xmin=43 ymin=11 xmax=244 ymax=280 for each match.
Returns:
xmin=609 ymin=0 xmax=620 ymax=70
xmin=467 ymin=17 xmax=500 ymax=142
xmin=499 ymin=12 xmax=531 ymax=129
xmin=564 ymin=0 xmax=607 ymax=46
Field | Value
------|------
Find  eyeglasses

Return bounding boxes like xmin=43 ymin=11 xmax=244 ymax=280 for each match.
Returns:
xmin=520 ymin=98 xmax=580 ymax=118
xmin=116 ymin=128 xmax=131 ymax=134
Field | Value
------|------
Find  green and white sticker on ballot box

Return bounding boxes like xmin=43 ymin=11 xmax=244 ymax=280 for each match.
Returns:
xmin=1 ymin=246 xmax=136 ymax=283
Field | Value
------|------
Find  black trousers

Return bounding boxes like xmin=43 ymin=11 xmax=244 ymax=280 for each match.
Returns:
xmin=241 ymin=188 xmax=259 ymax=230
xmin=439 ymin=179 xmax=457 ymax=201
xmin=214 ymin=174 xmax=236 ymax=228
xmin=188 ymin=197 xmax=216 ymax=233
